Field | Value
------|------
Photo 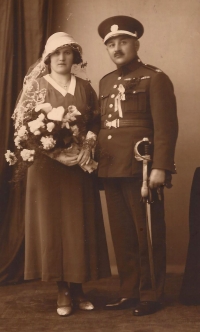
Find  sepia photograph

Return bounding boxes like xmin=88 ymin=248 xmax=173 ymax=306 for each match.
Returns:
xmin=0 ymin=0 xmax=200 ymax=331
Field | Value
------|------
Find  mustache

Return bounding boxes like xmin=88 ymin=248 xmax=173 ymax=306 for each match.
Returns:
xmin=114 ymin=51 xmax=124 ymax=57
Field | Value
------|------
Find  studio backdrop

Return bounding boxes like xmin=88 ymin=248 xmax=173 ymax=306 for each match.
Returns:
xmin=0 ymin=0 xmax=52 ymax=284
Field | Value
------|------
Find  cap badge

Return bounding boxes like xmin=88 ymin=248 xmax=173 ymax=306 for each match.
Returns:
xmin=110 ymin=24 xmax=118 ymax=32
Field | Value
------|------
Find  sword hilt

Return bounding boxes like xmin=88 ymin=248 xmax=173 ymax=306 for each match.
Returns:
xmin=134 ymin=138 xmax=152 ymax=201
xmin=134 ymin=137 xmax=152 ymax=162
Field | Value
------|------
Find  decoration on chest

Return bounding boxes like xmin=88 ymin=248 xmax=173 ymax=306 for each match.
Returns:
xmin=115 ymin=84 xmax=125 ymax=118
xmin=124 ymin=76 xmax=150 ymax=91
xmin=114 ymin=76 xmax=150 ymax=118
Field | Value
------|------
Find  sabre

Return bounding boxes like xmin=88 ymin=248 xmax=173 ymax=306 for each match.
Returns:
xmin=134 ymin=138 xmax=153 ymax=243
xmin=134 ymin=137 xmax=156 ymax=292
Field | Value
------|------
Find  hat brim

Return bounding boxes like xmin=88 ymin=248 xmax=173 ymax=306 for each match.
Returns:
xmin=43 ymin=43 xmax=82 ymax=64
xmin=42 ymin=32 xmax=82 ymax=64
xmin=98 ymin=15 xmax=144 ymax=43
xmin=104 ymin=31 xmax=138 ymax=43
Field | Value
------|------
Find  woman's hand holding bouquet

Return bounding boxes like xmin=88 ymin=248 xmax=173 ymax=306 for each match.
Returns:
xmin=5 ymin=103 xmax=98 ymax=181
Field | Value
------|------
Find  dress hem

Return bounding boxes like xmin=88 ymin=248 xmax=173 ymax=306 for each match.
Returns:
xmin=24 ymin=271 xmax=111 ymax=283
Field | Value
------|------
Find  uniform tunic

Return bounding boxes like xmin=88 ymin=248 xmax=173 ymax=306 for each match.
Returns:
xmin=97 ymin=56 xmax=178 ymax=301
xmin=98 ymin=56 xmax=178 ymax=177
xmin=24 ymin=75 xmax=111 ymax=282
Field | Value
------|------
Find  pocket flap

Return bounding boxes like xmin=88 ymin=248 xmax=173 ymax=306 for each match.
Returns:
xmin=100 ymin=94 xmax=109 ymax=100
xmin=132 ymin=89 xmax=146 ymax=94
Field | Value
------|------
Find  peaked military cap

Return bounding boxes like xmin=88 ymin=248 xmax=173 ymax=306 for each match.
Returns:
xmin=98 ymin=15 xmax=144 ymax=44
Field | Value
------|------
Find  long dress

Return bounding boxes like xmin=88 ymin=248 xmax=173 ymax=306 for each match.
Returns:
xmin=24 ymin=74 xmax=111 ymax=282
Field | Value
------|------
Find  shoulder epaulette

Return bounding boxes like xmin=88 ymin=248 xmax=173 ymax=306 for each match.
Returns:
xmin=100 ymin=69 xmax=117 ymax=80
xmin=142 ymin=63 xmax=162 ymax=73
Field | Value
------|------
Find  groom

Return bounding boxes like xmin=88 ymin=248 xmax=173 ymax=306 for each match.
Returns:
xmin=97 ymin=15 xmax=178 ymax=316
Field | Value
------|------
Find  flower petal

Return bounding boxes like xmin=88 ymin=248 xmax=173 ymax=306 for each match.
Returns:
xmin=35 ymin=103 xmax=52 ymax=113
xmin=47 ymin=106 xmax=65 ymax=121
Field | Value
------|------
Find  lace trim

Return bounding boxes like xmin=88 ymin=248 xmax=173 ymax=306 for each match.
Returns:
xmin=12 ymin=59 xmax=48 ymax=129
xmin=12 ymin=80 xmax=47 ymax=129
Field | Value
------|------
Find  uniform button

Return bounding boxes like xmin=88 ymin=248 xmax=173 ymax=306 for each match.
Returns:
xmin=109 ymin=104 xmax=113 ymax=108
xmin=118 ymin=77 xmax=121 ymax=80
xmin=108 ymin=135 xmax=112 ymax=140
xmin=113 ymin=84 xmax=117 ymax=88
xmin=108 ymin=114 xmax=112 ymax=118
xmin=111 ymin=94 xmax=115 ymax=98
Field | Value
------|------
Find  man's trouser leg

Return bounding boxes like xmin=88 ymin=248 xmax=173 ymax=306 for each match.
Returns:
xmin=103 ymin=177 xmax=166 ymax=301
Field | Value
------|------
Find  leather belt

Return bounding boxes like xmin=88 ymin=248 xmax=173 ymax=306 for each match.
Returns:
xmin=101 ymin=119 xmax=153 ymax=129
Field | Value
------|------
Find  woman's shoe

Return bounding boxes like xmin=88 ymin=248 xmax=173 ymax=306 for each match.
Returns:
xmin=57 ymin=289 xmax=73 ymax=316
xmin=69 ymin=283 xmax=94 ymax=310
xmin=57 ymin=304 xmax=72 ymax=316
xmin=73 ymin=295 xmax=94 ymax=311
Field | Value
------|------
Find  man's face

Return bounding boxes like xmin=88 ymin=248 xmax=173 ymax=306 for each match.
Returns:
xmin=106 ymin=35 xmax=139 ymax=67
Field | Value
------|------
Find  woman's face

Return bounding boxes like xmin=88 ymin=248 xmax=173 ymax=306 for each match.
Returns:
xmin=50 ymin=46 xmax=74 ymax=75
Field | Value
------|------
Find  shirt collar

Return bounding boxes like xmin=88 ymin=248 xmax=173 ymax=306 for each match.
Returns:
xmin=68 ymin=74 xmax=76 ymax=95
xmin=117 ymin=56 xmax=142 ymax=76
xmin=43 ymin=74 xmax=76 ymax=97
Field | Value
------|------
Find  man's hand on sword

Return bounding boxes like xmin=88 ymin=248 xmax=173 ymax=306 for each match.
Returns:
xmin=149 ymin=169 xmax=165 ymax=189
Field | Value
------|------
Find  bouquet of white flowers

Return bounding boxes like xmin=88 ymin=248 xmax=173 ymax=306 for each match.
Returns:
xmin=5 ymin=103 xmax=98 ymax=182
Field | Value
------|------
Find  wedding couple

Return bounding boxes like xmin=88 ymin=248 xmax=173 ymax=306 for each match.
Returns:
xmin=11 ymin=15 xmax=178 ymax=317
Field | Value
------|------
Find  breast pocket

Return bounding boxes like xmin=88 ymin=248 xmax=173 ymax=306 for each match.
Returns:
xmin=100 ymin=94 xmax=109 ymax=115
xmin=124 ymin=89 xmax=147 ymax=113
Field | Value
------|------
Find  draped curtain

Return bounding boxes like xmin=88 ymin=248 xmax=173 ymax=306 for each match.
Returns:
xmin=0 ymin=0 xmax=52 ymax=284
xmin=180 ymin=168 xmax=200 ymax=304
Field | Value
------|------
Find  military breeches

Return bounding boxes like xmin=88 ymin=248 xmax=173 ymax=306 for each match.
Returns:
xmin=103 ymin=177 xmax=166 ymax=301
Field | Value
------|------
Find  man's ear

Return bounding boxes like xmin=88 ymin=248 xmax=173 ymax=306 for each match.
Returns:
xmin=135 ymin=39 xmax=140 ymax=52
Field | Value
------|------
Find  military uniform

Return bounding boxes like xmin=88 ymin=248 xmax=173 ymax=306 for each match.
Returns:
xmin=98 ymin=56 xmax=177 ymax=177
xmin=97 ymin=16 xmax=178 ymax=306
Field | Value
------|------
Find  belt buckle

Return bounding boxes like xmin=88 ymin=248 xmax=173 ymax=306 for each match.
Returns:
xmin=105 ymin=120 xmax=112 ymax=129
xmin=105 ymin=119 xmax=119 ymax=129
